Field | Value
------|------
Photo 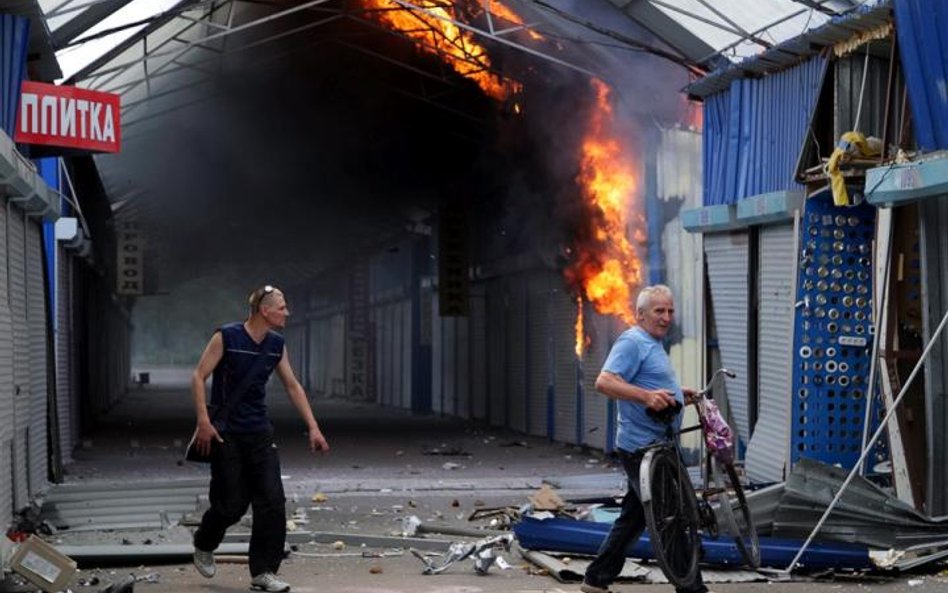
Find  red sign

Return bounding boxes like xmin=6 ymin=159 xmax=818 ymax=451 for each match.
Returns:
xmin=15 ymin=81 xmax=121 ymax=153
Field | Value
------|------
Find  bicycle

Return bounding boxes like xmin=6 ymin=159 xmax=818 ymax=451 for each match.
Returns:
xmin=638 ymin=368 xmax=760 ymax=588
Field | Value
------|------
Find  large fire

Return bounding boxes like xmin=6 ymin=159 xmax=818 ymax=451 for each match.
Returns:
xmin=567 ymin=79 xmax=646 ymax=356
xmin=362 ymin=0 xmax=522 ymax=100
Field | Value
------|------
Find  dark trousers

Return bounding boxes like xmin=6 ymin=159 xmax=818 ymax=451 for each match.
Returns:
xmin=194 ymin=431 xmax=286 ymax=577
xmin=584 ymin=449 xmax=707 ymax=593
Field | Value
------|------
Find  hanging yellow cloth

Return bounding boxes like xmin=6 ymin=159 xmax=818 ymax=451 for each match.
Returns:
xmin=825 ymin=131 xmax=880 ymax=206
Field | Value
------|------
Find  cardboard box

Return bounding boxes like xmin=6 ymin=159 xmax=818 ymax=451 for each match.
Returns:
xmin=9 ymin=535 xmax=77 ymax=593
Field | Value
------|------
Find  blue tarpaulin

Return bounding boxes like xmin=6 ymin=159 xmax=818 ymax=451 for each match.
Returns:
xmin=894 ymin=0 xmax=948 ymax=151
xmin=513 ymin=516 xmax=873 ymax=570
xmin=1 ymin=13 xmax=30 ymax=137
xmin=702 ymin=56 xmax=827 ymax=206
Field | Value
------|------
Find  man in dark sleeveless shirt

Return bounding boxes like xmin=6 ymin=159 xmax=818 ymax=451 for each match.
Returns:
xmin=189 ymin=285 xmax=329 ymax=592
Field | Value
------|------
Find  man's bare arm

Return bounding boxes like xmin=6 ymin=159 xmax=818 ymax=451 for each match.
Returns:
xmin=276 ymin=347 xmax=329 ymax=452
xmin=192 ymin=332 xmax=225 ymax=454
xmin=595 ymin=371 xmax=677 ymax=411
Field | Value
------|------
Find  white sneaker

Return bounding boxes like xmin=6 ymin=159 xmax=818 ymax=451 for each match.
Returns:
xmin=250 ymin=572 xmax=291 ymax=592
xmin=193 ymin=548 xmax=215 ymax=578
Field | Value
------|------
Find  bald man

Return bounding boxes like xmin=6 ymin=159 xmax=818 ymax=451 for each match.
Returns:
xmin=190 ymin=285 xmax=329 ymax=592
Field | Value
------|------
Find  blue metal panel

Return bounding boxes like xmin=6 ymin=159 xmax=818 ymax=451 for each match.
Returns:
xmin=39 ymin=158 xmax=59 ymax=324
xmin=514 ymin=517 xmax=872 ymax=570
xmin=1 ymin=14 xmax=30 ymax=137
xmin=789 ymin=190 xmax=886 ymax=470
xmin=703 ymin=56 xmax=827 ymax=206
xmin=894 ymin=0 xmax=948 ymax=151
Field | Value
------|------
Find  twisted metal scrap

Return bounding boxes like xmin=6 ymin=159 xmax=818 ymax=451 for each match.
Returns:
xmin=410 ymin=533 xmax=514 ymax=575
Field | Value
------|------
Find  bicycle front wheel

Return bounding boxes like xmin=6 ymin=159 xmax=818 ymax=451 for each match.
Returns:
xmin=709 ymin=456 xmax=760 ymax=568
xmin=640 ymin=447 xmax=701 ymax=588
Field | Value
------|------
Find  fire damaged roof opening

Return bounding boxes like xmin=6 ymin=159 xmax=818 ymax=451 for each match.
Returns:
xmin=81 ymin=0 xmax=694 ymax=293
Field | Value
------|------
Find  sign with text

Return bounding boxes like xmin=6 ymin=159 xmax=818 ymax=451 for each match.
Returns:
xmin=116 ymin=221 xmax=143 ymax=295
xmin=15 ymin=81 xmax=121 ymax=153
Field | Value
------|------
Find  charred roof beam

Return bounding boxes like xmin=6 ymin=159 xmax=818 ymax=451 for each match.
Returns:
xmin=384 ymin=0 xmax=600 ymax=78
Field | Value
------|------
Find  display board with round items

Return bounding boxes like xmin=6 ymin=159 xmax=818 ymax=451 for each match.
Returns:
xmin=789 ymin=190 xmax=888 ymax=470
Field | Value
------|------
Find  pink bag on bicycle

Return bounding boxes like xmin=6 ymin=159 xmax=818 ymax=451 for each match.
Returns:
xmin=698 ymin=397 xmax=734 ymax=464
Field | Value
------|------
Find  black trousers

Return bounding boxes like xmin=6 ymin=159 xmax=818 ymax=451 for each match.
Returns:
xmin=193 ymin=431 xmax=286 ymax=577
xmin=584 ymin=448 xmax=707 ymax=593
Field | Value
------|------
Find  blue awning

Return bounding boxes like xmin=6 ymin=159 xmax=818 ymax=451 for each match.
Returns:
xmin=702 ymin=56 xmax=827 ymax=206
xmin=1 ymin=13 xmax=30 ymax=137
xmin=894 ymin=0 xmax=948 ymax=151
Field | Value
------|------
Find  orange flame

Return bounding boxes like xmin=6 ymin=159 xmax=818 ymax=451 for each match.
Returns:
xmin=484 ymin=0 xmax=544 ymax=40
xmin=574 ymin=296 xmax=589 ymax=358
xmin=362 ymin=0 xmax=521 ymax=100
xmin=566 ymin=78 xmax=646 ymax=328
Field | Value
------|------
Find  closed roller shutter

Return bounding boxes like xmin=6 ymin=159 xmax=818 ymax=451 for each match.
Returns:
xmin=401 ymin=300 xmax=412 ymax=410
xmin=920 ymin=196 xmax=948 ymax=515
xmin=9 ymin=207 xmax=30 ymax=508
xmin=431 ymin=298 xmax=443 ymax=414
xmin=308 ymin=318 xmax=327 ymax=397
xmin=551 ymin=289 xmax=579 ymax=444
xmin=506 ymin=276 xmax=527 ymax=433
xmin=469 ymin=288 xmax=487 ymax=420
xmin=487 ymin=279 xmax=506 ymax=427
xmin=583 ymin=311 xmax=612 ymax=451
xmin=0 ymin=198 xmax=13 ymax=525
xmin=527 ymin=272 xmax=550 ymax=437
xmin=747 ymin=223 xmax=796 ymax=482
xmin=56 ymin=248 xmax=74 ymax=465
xmin=456 ymin=316 xmax=470 ymax=419
xmin=705 ymin=231 xmax=751 ymax=443
xmin=26 ymin=220 xmax=48 ymax=498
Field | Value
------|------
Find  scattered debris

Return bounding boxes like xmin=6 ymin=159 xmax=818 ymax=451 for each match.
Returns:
xmin=423 ymin=446 xmax=470 ymax=457
xmin=410 ymin=534 xmax=514 ymax=575
xmin=528 ymin=485 xmax=565 ymax=512
xmin=311 ymin=493 xmax=328 ymax=503
xmin=9 ymin=535 xmax=77 ymax=593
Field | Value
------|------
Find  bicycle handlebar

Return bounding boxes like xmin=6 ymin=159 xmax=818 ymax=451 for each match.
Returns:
xmin=697 ymin=368 xmax=736 ymax=398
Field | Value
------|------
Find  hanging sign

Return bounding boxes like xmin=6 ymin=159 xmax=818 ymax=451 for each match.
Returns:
xmin=15 ymin=81 xmax=121 ymax=153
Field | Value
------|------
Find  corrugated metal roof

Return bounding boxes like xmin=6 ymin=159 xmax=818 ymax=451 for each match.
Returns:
xmin=685 ymin=0 xmax=892 ymax=99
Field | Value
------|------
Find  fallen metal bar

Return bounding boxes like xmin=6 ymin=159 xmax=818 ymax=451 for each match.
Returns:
xmin=311 ymin=531 xmax=453 ymax=552
xmin=54 ymin=543 xmax=251 ymax=565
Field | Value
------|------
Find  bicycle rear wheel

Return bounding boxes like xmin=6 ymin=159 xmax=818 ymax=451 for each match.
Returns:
xmin=641 ymin=447 xmax=701 ymax=588
xmin=709 ymin=456 xmax=760 ymax=568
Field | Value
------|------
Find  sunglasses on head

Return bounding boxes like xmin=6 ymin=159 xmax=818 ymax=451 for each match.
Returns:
xmin=250 ymin=284 xmax=278 ymax=309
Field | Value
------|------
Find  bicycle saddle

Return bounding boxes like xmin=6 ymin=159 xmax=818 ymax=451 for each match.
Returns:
xmin=646 ymin=400 xmax=682 ymax=424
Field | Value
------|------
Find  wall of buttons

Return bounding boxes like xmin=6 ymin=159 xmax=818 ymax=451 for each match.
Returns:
xmin=789 ymin=190 xmax=889 ymax=470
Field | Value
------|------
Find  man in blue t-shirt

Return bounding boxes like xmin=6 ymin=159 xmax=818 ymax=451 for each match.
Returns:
xmin=189 ymin=285 xmax=329 ymax=592
xmin=582 ymin=285 xmax=709 ymax=593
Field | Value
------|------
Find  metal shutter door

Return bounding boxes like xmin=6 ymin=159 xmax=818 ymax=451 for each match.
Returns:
xmin=705 ymin=231 xmax=751 ymax=443
xmin=308 ymin=318 xmax=325 ymax=397
xmin=747 ymin=223 xmax=796 ymax=482
xmin=456 ymin=316 xmax=470 ymax=419
xmin=9 ymin=207 xmax=30 ymax=508
xmin=402 ymin=300 xmax=412 ymax=410
xmin=921 ymin=196 xmax=948 ymax=515
xmin=442 ymin=316 xmax=457 ymax=416
xmin=506 ymin=276 xmax=527 ymax=433
xmin=330 ymin=314 xmax=347 ymax=397
xmin=469 ymin=290 xmax=487 ymax=420
xmin=487 ymin=279 xmax=506 ymax=427
xmin=583 ymin=312 xmax=611 ymax=451
xmin=527 ymin=273 xmax=550 ymax=437
xmin=27 ymin=220 xmax=48 ymax=497
xmin=431 ymin=298 xmax=443 ymax=414
xmin=56 ymin=248 xmax=74 ymax=465
xmin=552 ymin=290 xmax=579 ymax=444
xmin=0 ymin=199 xmax=13 ymax=526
